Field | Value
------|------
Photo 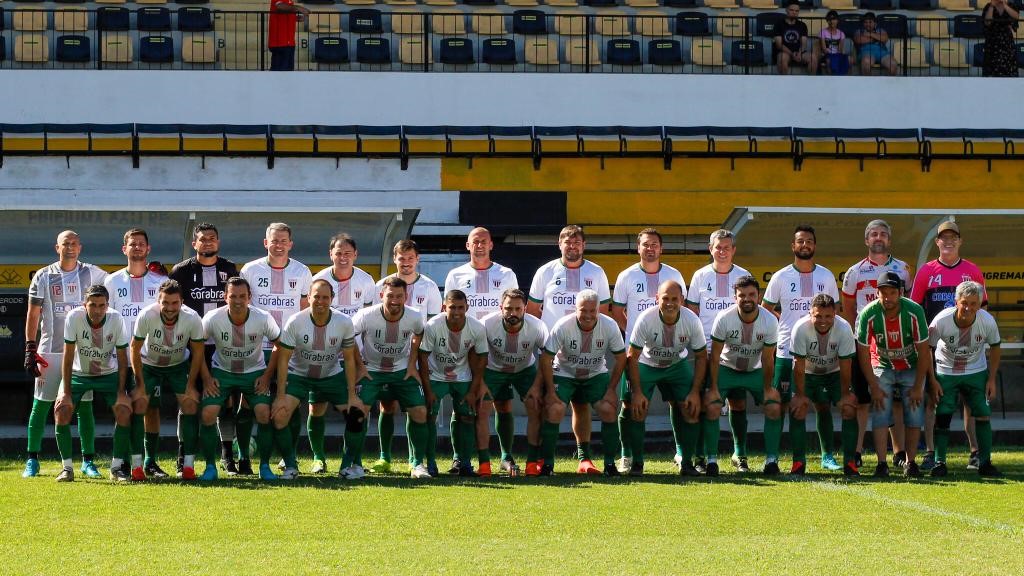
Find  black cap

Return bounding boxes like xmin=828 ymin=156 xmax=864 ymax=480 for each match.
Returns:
xmin=877 ymin=271 xmax=903 ymax=289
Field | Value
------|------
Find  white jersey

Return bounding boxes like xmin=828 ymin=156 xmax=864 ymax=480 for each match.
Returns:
xmin=28 ymin=262 xmax=107 ymax=354
xmin=203 ymin=306 xmax=281 ymax=374
xmin=545 ymin=314 xmax=625 ymax=380
xmin=529 ymin=259 xmax=611 ymax=330
xmin=841 ymin=255 xmax=912 ymax=315
xmin=790 ymin=315 xmax=857 ymax=375
xmin=629 ymin=306 xmax=707 ymax=368
xmin=352 ymin=305 xmax=425 ymax=373
xmin=133 ymin=303 xmax=205 ymax=368
xmin=482 ymin=312 xmax=548 ymax=374
xmin=240 ymin=257 xmax=312 ymax=350
xmin=929 ymin=307 xmax=1000 ymax=376
xmin=613 ymin=263 xmax=687 ymax=338
xmin=444 ymin=262 xmax=519 ymax=320
xmin=374 ymin=274 xmax=442 ymax=322
xmin=279 ymin=309 xmax=355 ymax=379
xmin=711 ymin=305 xmax=779 ymax=372
xmin=64 ymin=308 xmax=130 ymax=377
xmin=104 ymin=268 xmax=166 ymax=336
xmin=686 ymin=263 xmax=752 ymax=340
xmin=419 ymin=314 xmax=488 ymax=382
xmin=311 ymin=267 xmax=377 ymax=317
xmin=763 ymin=264 xmax=840 ymax=359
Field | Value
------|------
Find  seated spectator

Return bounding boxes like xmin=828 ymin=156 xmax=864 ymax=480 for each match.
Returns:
xmin=818 ymin=10 xmax=850 ymax=75
xmin=774 ymin=2 xmax=817 ymax=75
xmin=854 ymin=12 xmax=898 ymax=75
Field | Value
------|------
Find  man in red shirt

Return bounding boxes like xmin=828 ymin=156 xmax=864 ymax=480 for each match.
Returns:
xmin=269 ymin=0 xmax=310 ymax=71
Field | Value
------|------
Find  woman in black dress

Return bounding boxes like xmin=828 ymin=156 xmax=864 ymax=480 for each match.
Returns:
xmin=982 ymin=0 xmax=1019 ymax=77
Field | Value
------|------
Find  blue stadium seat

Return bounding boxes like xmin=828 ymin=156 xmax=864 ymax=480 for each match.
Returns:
xmin=178 ymin=7 xmax=213 ymax=32
xmin=648 ymin=39 xmax=682 ymax=65
xmin=664 ymin=0 xmax=698 ymax=7
xmin=314 ymin=37 xmax=349 ymax=63
xmin=97 ymin=7 xmax=130 ymax=32
xmin=140 ymin=35 xmax=174 ymax=63
xmin=607 ymin=39 xmax=640 ymax=65
xmin=482 ymin=38 xmax=516 ymax=64
xmin=0 ymin=38 xmax=5 ymax=62
xmin=953 ymin=14 xmax=984 ymax=39
xmin=303 ymin=0 xmax=334 ymax=4
xmin=755 ymin=12 xmax=785 ymax=37
xmin=357 ymin=37 xmax=391 ymax=64
xmin=858 ymin=0 xmax=891 ymax=9
xmin=350 ymin=9 xmax=383 ymax=34
xmin=972 ymin=42 xmax=984 ymax=67
xmin=899 ymin=0 xmax=932 ymax=9
xmin=513 ymin=10 xmax=547 ymax=35
xmin=1018 ymin=43 xmax=1024 ymax=68
xmin=56 ymin=35 xmax=90 ymax=62
xmin=464 ymin=0 xmax=497 ymax=5
xmin=138 ymin=8 xmax=172 ymax=32
xmin=439 ymin=37 xmax=474 ymax=64
xmin=730 ymin=39 xmax=766 ymax=65
xmin=838 ymin=14 xmax=863 ymax=39
xmin=676 ymin=12 xmax=710 ymax=36
xmin=583 ymin=0 xmax=618 ymax=6
xmin=877 ymin=14 xmax=907 ymax=39
xmin=175 ymin=0 xmax=209 ymax=5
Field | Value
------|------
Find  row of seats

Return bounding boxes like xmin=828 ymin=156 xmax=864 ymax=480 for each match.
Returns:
xmin=0 ymin=31 xmax=217 ymax=62
xmin=0 ymin=6 xmax=214 ymax=31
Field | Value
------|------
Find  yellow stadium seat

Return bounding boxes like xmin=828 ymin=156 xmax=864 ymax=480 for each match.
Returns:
xmin=392 ymin=10 xmax=425 ymax=34
xmin=307 ymin=12 xmax=342 ymax=33
xmin=565 ymin=38 xmax=600 ymax=65
xmin=636 ymin=11 xmax=671 ymax=36
xmin=690 ymin=38 xmax=724 ymax=66
xmin=915 ymin=18 xmax=949 ymax=39
xmin=505 ymin=0 xmax=540 ymax=6
xmin=342 ymin=0 xmax=377 ymax=5
xmin=704 ymin=0 xmax=738 ymax=8
xmin=400 ymin=37 xmax=432 ymax=64
xmin=14 ymin=8 xmax=47 ymax=32
xmin=136 ymin=0 xmax=169 ymax=5
xmin=892 ymin=38 xmax=929 ymax=68
xmin=525 ymin=37 xmax=559 ymax=65
xmin=101 ymin=33 xmax=134 ymax=63
xmin=715 ymin=17 xmax=746 ymax=38
xmin=15 ymin=33 xmax=49 ymax=62
xmin=933 ymin=39 xmax=968 ymax=68
xmin=821 ymin=0 xmax=856 ymax=9
xmin=424 ymin=0 xmax=458 ymax=6
xmin=743 ymin=0 xmax=778 ymax=8
xmin=625 ymin=0 xmax=659 ymax=6
xmin=95 ymin=0 xmax=127 ymax=4
xmin=544 ymin=0 xmax=579 ymax=6
xmin=432 ymin=13 xmax=466 ymax=35
xmin=937 ymin=0 xmax=973 ymax=10
xmin=183 ymin=34 xmax=218 ymax=63
xmin=54 ymin=8 xmax=88 ymax=32
xmin=595 ymin=12 xmax=630 ymax=36
xmin=555 ymin=11 xmax=587 ymax=36
xmin=471 ymin=13 xmax=507 ymax=35
xmin=385 ymin=0 xmax=418 ymax=5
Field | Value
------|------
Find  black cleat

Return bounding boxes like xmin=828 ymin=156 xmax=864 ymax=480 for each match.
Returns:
xmin=457 ymin=466 xmax=479 ymax=478
xmin=930 ymin=462 xmax=948 ymax=477
xmin=705 ymin=461 xmax=719 ymax=477
xmin=892 ymin=451 xmax=907 ymax=468
xmin=448 ymin=459 xmax=463 ymax=475
xmin=967 ymin=451 xmax=980 ymax=471
xmin=854 ymin=451 xmax=863 ymax=468
xmin=603 ymin=464 xmax=622 ymax=477
xmin=236 ymin=459 xmax=254 ymax=476
xmin=789 ymin=461 xmax=806 ymax=476
xmin=221 ymin=458 xmax=239 ymax=476
xmin=110 ymin=468 xmax=131 ymax=482
xmin=538 ymin=463 xmax=554 ymax=477
xmin=731 ymin=455 xmax=750 ymax=473
xmin=762 ymin=461 xmax=781 ymax=476
xmin=873 ymin=462 xmax=890 ymax=478
xmin=680 ymin=461 xmax=701 ymax=477
xmin=843 ymin=462 xmax=860 ymax=477
xmin=145 ymin=461 xmax=169 ymax=479
xmin=904 ymin=461 xmax=922 ymax=478
xmin=694 ymin=457 xmax=708 ymax=475
xmin=978 ymin=461 xmax=1002 ymax=477
xmin=920 ymin=451 xmax=936 ymax=471
xmin=628 ymin=462 xmax=644 ymax=477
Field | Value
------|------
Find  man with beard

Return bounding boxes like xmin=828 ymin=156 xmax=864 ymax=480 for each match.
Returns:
xmin=763 ymin=225 xmax=839 ymax=474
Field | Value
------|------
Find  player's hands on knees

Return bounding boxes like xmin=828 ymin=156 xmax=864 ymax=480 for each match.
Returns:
xmin=271 ymin=397 xmax=289 ymax=422
xmin=116 ymin=390 xmax=132 ymax=411
xmin=462 ymin=389 xmax=479 ymax=411
xmin=630 ymin=391 xmax=647 ymax=421
xmin=54 ymin=390 xmax=73 ymax=416
xmin=764 ymin=387 xmax=781 ymax=405
xmin=683 ymin=390 xmax=701 ymax=420
xmin=349 ymin=397 xmax=368 ymax=416
xmin=254 ymin=374 xmax=270 ymax=395
xmin=601 ymin=389 xmax=619 ymax=411
xmin=356 ymin=367 xmax=371 ymax=382
xmin=204 ymin=377 xmax=220 ymax=399
xmin=869 ymin=383 xmax=886 ymax=412
xmin=907 ymin=386 xmax=924 ymax=410
xmin=789 ymin=394 xmax=810 ymax=419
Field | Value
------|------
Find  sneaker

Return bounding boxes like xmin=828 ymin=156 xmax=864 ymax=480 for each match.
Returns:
xmin=930 ymin=462 xmax=948 ymax=477
xmin=967 ymin=451 xmax=980 ymax=471
xmin=843 ymin=462 xmax=860 ymax=477
xmin=892 ymin=451 xmax=907 ymax=468
xmin=145 ymin=461 xmax=169 ymax=479
xmin=616 ymin=456 xmax=633 ymax=474
xmin=340 ymin=465 xmax=367 ymax=480
xmin=410 ymin=464 xmax=433 ymax=479
xmin=603 ymin=464 xmax=622 ymax=477
xmin=447 ymin=460 xmax=462 ymax=475
xmin=789 ymin=461 xmax=806 ymax=476
xmin=175 ymin=458 xmax=184 ymax=478
xmin=705 ymin=461 xmax=720 ymax=477
xmin=111 ymin=468 xmax=130 ymax=482
xmin=55 ymin=467 xmax=74 ymax=482
xmin=22 ymin=458 xmax=40 ymax=478
xmin=221 ymin=457 xmax=239 ymax=476
xmin=477 ymin=462 xmax=493 ymax=477
xmin=577 ymin=459 xmax=601 ymax=475
xmin=920 ymin=451 xmax=936 ymax=471
xmin=873 ymin=462 xmax=890 ymax=478
xmin=680 ymin=461 xmax=701 ymax=477
xmin=180 ymin=466 xmax=197 ymax=480
xmin=904 ymin=460 xmax=922 ymax=478
xmin=731 ymin=455 xmax=750 ymax=473
xmin=310 ymin=459 xmax=327 ymax=474
xmin=820 ymin=454 xmax=841 ymax=471
xmin=458 ymin=466 xmax=479 ymax=478
xmin=763 ymin=461 xmax=781 ymax=476
xmin=81 ymin=460 xmax=102 ymax=479
xmin=694 ymin=457 xmax=708 ymax=475
xmin=426 ymin=462 xmax=439 ymax=477
xmin=525 ymin=461 xmax=542 ymax=477
xmin=538 ymin=462 xmax=554 ymax=476
xmin=258 ymin=463 xmax=279 ymax=481
xmin=236 ymin=459 xmax=254 ymax=476
xmin=131 ymin=466 xmax=147 ymax=481
xmin=629 ymin=462 xmax=644 ymax=477
xmin=854 ymin=451 xmax=863 ymax=468
xmin=281 ymin=467 xmax=299 ymax=480
xmin=978 ymin=461 xmax=1001 ymax=477
xmin=500 ymin=458 xmax=521 ymax=477
xmin=199 ymin=466 xmax=218 ymax=482
xmin=277 ymin=458 xmax=287 ymax=471
xmin=673 ymin=453 xmax=683 ymax=471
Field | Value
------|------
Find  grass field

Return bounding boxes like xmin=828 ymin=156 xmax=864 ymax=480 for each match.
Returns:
xmin=3 ymin=449 xmax=1024 ymax=576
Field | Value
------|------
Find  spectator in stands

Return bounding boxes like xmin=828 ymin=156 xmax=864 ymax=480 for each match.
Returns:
xmin=269 ymin=0 xmax=310 ymax=71
xmin=982 ymin=0 xmax=1019 ymax=77
xmin=819 ymin=11 xmax=850 ymax=76
xmin=854 ymin=13 xmax=898 ymax=76
xmin=775 ymin=2 xmax=817 ymax=75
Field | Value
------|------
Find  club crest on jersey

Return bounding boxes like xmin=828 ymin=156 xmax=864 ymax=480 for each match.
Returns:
xmin=67 ymin=284 xmax=78 ymax=295
xmin=830 ymin=342 xmax=838 ymax=350
xmin=106 ymin=334 xmax=112 ymax=343
xmin=416 ymin=296 xmax=425 ymax=304
xmin=402 ymin=330 xmax=411 ymax=339
xmin=330 ymin=337 xmax=338 ymax=346
xmin=585 ymin=278 xmax=593 ymax=287
xmin=522 ymin=342 xmax=529 ymax=350
xmin=219 ymin=272 xmax=228 ymax=281
xmin=596 ymin=339 xmax=604 ymax=348
xmin=354 ymin=291 xmax=362 ymax=299
xmin=756 ymin=333 xmax=764 ymax=341
xmin=493 ymin=280 xmax=501 ymax=289
xmin=888 ymin=331 xmax=900 ymax=342
xmin=289 ymin=279 xmax=297 ymax=289
xmin=975 ymin=334 xmax=984 ymax=342
xmin=148 ymin=288 xmax=156 ymax=297
xmin=817 ymin=283 xmax=825 ymax=292
xmin=249 ymin=335 xmax=257 ymax=342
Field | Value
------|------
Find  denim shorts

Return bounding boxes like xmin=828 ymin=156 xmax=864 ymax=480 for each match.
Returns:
xmin=871 ymin=366 xmax=924 ymax=429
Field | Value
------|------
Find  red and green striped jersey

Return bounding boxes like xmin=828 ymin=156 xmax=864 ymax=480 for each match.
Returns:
xmin=855 ymin=297 xmax=928 ymax=371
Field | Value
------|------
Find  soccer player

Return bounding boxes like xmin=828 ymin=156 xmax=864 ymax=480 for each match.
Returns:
xmin=309 ymin=233 xmax=376 ymax=473
xmin=528 ymin=225 xmax=611 ymax=475
xmin=169 ymin=222 xmax=240 ymax=474
xmin=911 ymin=220 xmax=987 ymax=470
xmin=273 ymin=279 xmax=365 ymax=480
xmin=350 ymin=277 xmax=432 ymax=479
xmin=840 ymin=219 xmax=913 ymax=469
xmin=539 ymin=289 xmax=626 ymax=476
xmin=129 ymin=280 xmax=207 ymax=480
xmin=686 ymin=229 xmax=752 ymax=472
xmin=54 ymin=285 xmax=131 ymax=482
xmin=241 ymin=222 xmax=312 ymax=474
xmin=481 ymin=289 xmax=548 ymax=476
xmin=419 ymin=290 xmax=488 ymax=476
xmin=105 ymin=228 xmax=168 ymax=477
xmin=856 ymin=272 xmax=931 ymax=477
xmin=704 ymin=276 xmax=780 ymax=476
xmin=762 ymin=225 xmax=839 ymax=475
xmin=199 ymin=277 xmax=282 ymax=481
xmin=444 ymin=227 xmax=518 ymax=475
xmin=24 ymin=230 xmax=107 ymax=478
xmin=372 ymin=239 xmax=441 ymax=473
xmin=623 ymin=280 xmax=706 ymax=476
xmin=928 ymin=281 xmax=1001 ymax=477
xmin=790 ymin=294 xmax=859 ymax=475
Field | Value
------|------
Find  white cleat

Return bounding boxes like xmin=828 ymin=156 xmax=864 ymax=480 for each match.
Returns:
xmin=281 ymin=467 xmax=299 ymax=480
xmin=340 ymin=465 xmax=367 ymax=480
xmin=673 ymin=453 xmax=683 ymax=471
xmin=410 ymin=464 xmax=433 ymax=479
xmin=616 ymin=457 xmax=633 ymax=474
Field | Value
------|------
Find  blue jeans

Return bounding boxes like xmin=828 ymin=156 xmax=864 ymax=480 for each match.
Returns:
xmin=871 ymin=366 xmax=924 ymax=429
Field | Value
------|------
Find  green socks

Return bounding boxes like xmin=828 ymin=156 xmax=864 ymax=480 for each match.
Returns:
xmin=577 ymin=441 xmax=592 ymax=461
xmin=180 ymin=414 xmax=198 ymax=457
xmin=790 ymin=415 xmax=807 ymax=464
xmin=77 ymin=400 xmax=96 ymax=457
xmin=56 ymin=423 xmax=72 ymax=463
xmin=703 ymin=418 xmax=720 ymax=462
xmin=600 ymin=421 xmax=621 ymax=468
xmin=668 ymin=404 xmax=686 ymax=459
xmin=976 ymin=419 xmax=992 ymax=464
xmin=256 ymin=423 xmax=274 ymax=466
xmin=131 ymin=414 xmax=146 ymax=460
xmin=526 ymin=443 xmax=541 ymax=462
xmin=459 ymin=420 xmax=477 ymax=466
xmin=112 ymin=422 xmax=131 ymax=462
xmin=450 ymin=411 xmax=462 ymax=462
xmin=235 ymin=406 xmax=254 ymax=460
xmin=816 ymin=410 xmax=834 ymax=456
xmin=275 ymin=425 xmax=297 ymax=469
xmin=764 ymin=415 xmax=783 ymax=462
xmin=629 ymin=418 xmax=645 ymax=466
xmin=729 ymin=409 xmax=748 ymax=458
xmin=617 ymin=408 xmax=633 ymax=459
xmin=308 ymin=413 xmax=326 ymax=462
xmin=289 ymin=410 xmax=302 ymax=456
xmin=26 ymin=398 xmax=53 ymax=453
xmin=378 ymin=412 xmax=394 ymax=461
xmin=496 ymin=411 xmax=515 ymax=461
xmin=841 ymin=418 xmax=858 ymax=466
xmin=682 ymin=420 xmax=700 ymax=463
xmin=426 ymin=412 xmax=439 ymax=463
xmin=541 ymin=421 xmax=559 ymax=465
xmin=201 ymin=424 xmax=219 ymax=467
xmin=408 ymin=420 xmax=428 ymax=466
xmin=144 ymin=431 xmax=160 ymax=463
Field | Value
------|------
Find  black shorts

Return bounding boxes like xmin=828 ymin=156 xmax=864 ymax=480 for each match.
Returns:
xmin=852 ymin=360 xmax=872 ymax=405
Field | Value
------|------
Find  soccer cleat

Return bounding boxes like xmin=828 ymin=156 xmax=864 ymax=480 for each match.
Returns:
xmin=820 ymin=454 xmax=842 ymax=471
xmin=477 ymin=461 xmax=493 ymax=477
xmin=904 ymin=461 xmax=922 ymax=478
xmin=538 ymin=462 xmax=554 ymax=476
xmin=277 ymin=458 xmax=287 ymax=471
xmin=763 ymin=461 xmax=781 ymax=476
xmin=370 ymin=459 xmax=392 ymax=474
xmin=281 ymin=468 xmax=299 ymax=480
xmin=673 ymin=453 xmax=683 ymax=471
xmin=843 ymin=462 xmax=860 ymax=477
xmin=977 ymin=462 xmax=1001 ymax=477
xmin=447 ymin=459 xmax=463 ymax=475
xmin=854 ymin=451 xmax=863 ymax=468
xmin=920 ymin=451 xmax=936 ymax=471
xmin=616 ymin=456 xmax=633 ymax=474
xmin=258 ymin=463 xmax=279 ymax=481
xmin=967 ymin=451 xmax=980 ymax=471
xmin=237 ymin=459 xmax=254 ymax=476
xmin=930 ymin=462 xmax=948 ymax=477
xmin=221 ymin=458 xmax=239 ymax=476
xmin=603 ymin=463 xmax=622 ymax=477
xmin=873 ymin=462 xmax=890 ymax=478
xmin=500 ymin=457 xmax=520 ymax=477
xmin=180 ymin=466 xmax=197 ymax=480
xmin=199 ymin=466 xmax=218 ymax=482
xmin=629 ymin=462 xmax=644 ymax=477
xmin=458 ymin=466 xmax=479 ymax=478
xmin=789 ymin=461 xmax=806 ymax=476
xmin=131 ymin=466 xmax=147 ymax=482
xmin=55 ymin=467 xmax=75 ymax=482
xmin=175 ymin=458 xmax=184 ymax=478
xmin=892 ymin=451 xmax=907 ymax=468
xmin=577 ymin=459 xmax=601 ymax=475
xmin=694 ymin=457 xmax=708 ymax=475
xmin=111 ymin=468 xmax=131 ymax=482
xmin=310 ymin=459 xmax=327 ymax=474
xmin=410 ymin=464 xmax=433 ymax=479
xmin=145 ymin=461 xmax=169 ymax=479
xmin=705 ymin=461 xmax=719 ymax=477
xmin=731 ymin=455 xmax=750 ymax=473
xmin=81 ymin=460 xmax=102 ymax=479
xmin=427 ymin=462 xmax=439 ymax=477
xmin=22 ymin=458 xmax=40 ymax=478
xmin=525 ymin=461 xmax=542 ymax=477
xmin=679 ymin=461 xmax=701 ymax=477
xmin=340 ymin=465 xmax=367 ymax=480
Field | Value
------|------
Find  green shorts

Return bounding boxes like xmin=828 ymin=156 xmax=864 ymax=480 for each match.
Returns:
xmin=553 ymin=372 xmax=611 ymax=406
xmin=202 ymin=368 xmax=272 ymax=408
xmin=286 ymin=372 xmax=349 ymax=406
xmin=485 ymin=366 xmax=537 ymax=402
xmin=715 ymin=365 xmax=777 ymax=406
xmin=429 ymin=380 xmax=475 ymax=417
xmin=935 ymin=371 xmax=992 ymax=418
xmin=70 ymin=372 xmax=120 ymax=407
xmin=621 ymin=361 xmax=694 ymax=403
xmin=804 ymin=372 xmax=841 ymax=406
xmin=142 ymin=362 xmax=190 ymax=409
xmin=357 ymin=370 xmax=425 ymax=410
xmin=772 ymin=357 xmax=794 ymax=403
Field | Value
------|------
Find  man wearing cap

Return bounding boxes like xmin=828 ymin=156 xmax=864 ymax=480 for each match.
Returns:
xmin=910 ymin=220 xmax=987 ymax=470
xmin=854 ymin=12 xmax=898 ymax=76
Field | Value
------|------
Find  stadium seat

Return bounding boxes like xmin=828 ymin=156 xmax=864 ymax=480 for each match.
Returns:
xmin=583 ymin=0 xmax=617 ymax=6
xmin=138 ymin=7 xmax=172 ymax=32
xmin=972 ymin=41 xmax=984 ymax=67
xmin=675 ymin=12 xmax=709 ymax=36
xmin=932 ymin=39 xmax=968 ymax=68
xmin=307 ymin=12 xmax=342 ymax=33
xmin=471 ymin=13 xmax=507 ymax=35
xmin=544 ymin=0 xmax=580 ymax=6
xmin=513 ymin=10 xmax=547 ymax=35
xmin=715 ymin=16 xmax=747 ymax=38
xmin=837 ymin=13 xmax=862 ymax=39
xmin=915 ymin=18 xmax=950 ymax=39
xmin=892 ymin=37 xmax=929 ymax=67
xmin=392 ymin=10 xmax=425 ymax=34
xmin=858 ymin=0 xmax=891 ymax=9
xmin=524 ymin=37 xmax=559 ymax=64
xmin=384 ymin=0 xmax=419 ymax=6
xmin=555 ymin=11 xmax=588 ymax=36
xmin=101 ymin=32 xmax=133 ymax=63
xmin=139 ymin=35 xmax=174 ymax=63
xmin=135 ymin=0 xmax=168 ymax=5
xmin=624 ymin=0 xmax=660 ymax=7
xmin=432 ymin=13 xmax=466 ymax=35
xmin=179 ymin=7 xmax=213 ymax=32
xmin=97 ymin=7 xmax=129 ymax=31
xmin=595 ymin=12 xmax=629 ymax=36
xmin=182 ymin=33 xmax=217 ymax=64
xmin=349 ymin=9 xmax=383 ymax=34
xmin=565 ymin=37 xmax=600 ymax=65
xmin=953 ymin=14 xmax=984 ymax=39
xmin=663 ymin=0 xmax=697 ymax=6
xmin=730 ymin=39 xmax=766 ymax=65
xmin=1017 ymin=43 xmax=1024 ymax=67
xmin=606 ymin=38 xmax=640 ymax=65
xmin=175 ymin=0 xmax=209 ymax=4
xmin=754 ymin=12 xmax=785 ymax=37
xmin=936 ymin=0 xmax=972 ymax=10
xmin=635 ymin=11 xmax=672 ymax=36
xmin=356 ymin=37 xmax=391 ymax=63
xmin=704 ymin=0 xmax=738 ymax=7
xmin=463 ymin=0 xmax=498 ymax=5
xmin=690 ymin=37 xmax=724 ymax=66
xmin=648 ymin=38 xmax=682 ymax=64
xmin=821 ymin=0 xmax=856 ymax=10
xmin=439 ymin=37 xmax=473 ymax=64
xmin=13 ymin=8 xmax=47 ymax=32
xmin=14 ymin=33 xmax=48 ymax=62
xmin=743 ymin=0 xmax=779 ymax=9
xmin=424 ymin=0 xmax=458 ymax=6
xmin=481 ymin=37 xmax=516 ymax=64
xmin=314 ymin=36 xmax=349 ymax=63
xmin=898 ymin=0 xmax=932 ymax=9
xmin=399 ymin=37 xmax=431 ymax=64
xmin=95 ymin=0 xmax=127 ymax=5
xmin=343 ymin=0 xmax=377 ymax=5
xmin=505 ymin=0 xmax=540 ymax=6
xmin=54 ymin=8 xmax=88 ymax=32
xmin=56 ymin=35 xmax=90 ymax=62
